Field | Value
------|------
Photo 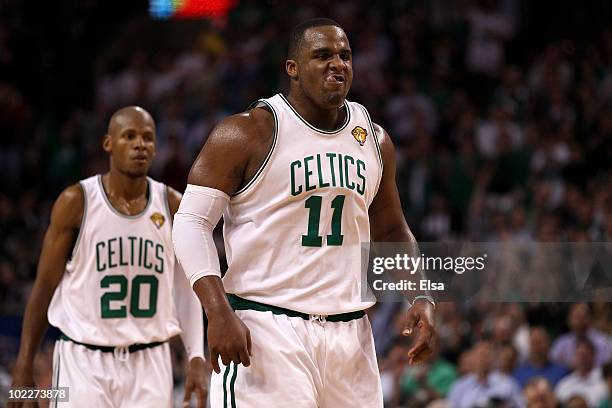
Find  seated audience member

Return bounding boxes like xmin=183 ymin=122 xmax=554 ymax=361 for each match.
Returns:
xmin=550 ymin=303 xmax=612 ymax=368
xmin=514 ymin=326 xmax=570 ymax=387
xmin=447 ymin=341 xmax=524 ymax=408
xmin=523 ymin=377 xmax=559 ymax=408
xmin=555 ymin=338 xmax=608 ymax=407
xmin=499 ymin=343 xmax=520 ymax=376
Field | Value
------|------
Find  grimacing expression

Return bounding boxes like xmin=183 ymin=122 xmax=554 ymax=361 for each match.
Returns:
xmin=289 ymin=25 xmax=353 ymax=109
xmin=104 ymin=111 xmax=156 ymax=177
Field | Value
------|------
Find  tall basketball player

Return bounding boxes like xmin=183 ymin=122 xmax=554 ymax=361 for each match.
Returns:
xmin=173 ymin=19 xmax=436 ymax=407
xmin=11 ymin=107 xmax=207 ymax=407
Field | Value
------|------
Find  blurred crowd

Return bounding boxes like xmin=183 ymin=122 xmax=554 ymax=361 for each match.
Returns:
xmin=1 ymin=0 xmax=611 ymax=406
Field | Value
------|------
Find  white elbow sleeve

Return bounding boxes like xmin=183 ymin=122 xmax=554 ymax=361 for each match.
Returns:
xmin=172 ymin=184 xmax=229 ymax=287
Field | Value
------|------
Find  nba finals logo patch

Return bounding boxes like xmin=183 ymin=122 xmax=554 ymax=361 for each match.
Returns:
xmin=150 ymin=212 xmax=165 ymax=229
xmin=352 ymin=126 xmax=367 ymax=146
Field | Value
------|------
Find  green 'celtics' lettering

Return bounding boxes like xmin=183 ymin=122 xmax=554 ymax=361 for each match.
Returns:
xmin=155 ymin=244 xmax=164 ymax=273
xmin=316 ymin=155 xmax=330 ymax=188
xmin=95 ymin=236 xmax=165 ymax=273
xmin=326 ymin=153 xmax=337 ymax=186
xmin=290 ymin=160 xmax=302 ymax=196
xmin=96 ymin=242 xmax=105 ymax=271
xmin=289 ymin=152 xmax=367 ymax=197
xmin=119 ymin=237 xmax=128 ymax=266
xmin=108 ymin=238 xmax=117 ymax=269
xmin=356 ymin=159 xmax=366 ymax=195
xmin=304 ymin=156 xmax=316 ymax=192
xmin=344 ymin=155 xmax=355 ymax=190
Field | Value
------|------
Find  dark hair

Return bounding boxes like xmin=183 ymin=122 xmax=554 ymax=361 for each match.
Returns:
xmin=287 ymin=18 xmax=342 ymax=59
xmin=575 ymin=336 xmax=595 ymax=353
xmin=603 ymin=361 xmax=612 ymax=378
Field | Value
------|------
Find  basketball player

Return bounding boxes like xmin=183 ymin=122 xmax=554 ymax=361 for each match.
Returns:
xmin=10 ymin=107 xmax=207 ymax=407
xmin=173 ymin=19 xmax=436 ymax=407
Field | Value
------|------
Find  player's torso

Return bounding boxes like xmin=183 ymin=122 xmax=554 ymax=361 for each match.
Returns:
xmin=223 ymin=94 xmax=382 ymax=314
xmin=48 ymin=175 xmax=180 ymax=346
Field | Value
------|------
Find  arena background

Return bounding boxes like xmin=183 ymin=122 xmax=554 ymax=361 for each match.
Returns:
xmin=0 ymin=0 xmax=611 ymax=407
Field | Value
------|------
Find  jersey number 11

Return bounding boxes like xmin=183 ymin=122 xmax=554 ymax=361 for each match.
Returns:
xmin=302 ymin=195 xmax=345 ymax=247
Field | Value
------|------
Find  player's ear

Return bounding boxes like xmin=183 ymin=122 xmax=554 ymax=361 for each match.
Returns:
xmin=286 ymin=59 xmax=298 ymax=80
xmin=102 ymin=134 xmax=112 ymax=153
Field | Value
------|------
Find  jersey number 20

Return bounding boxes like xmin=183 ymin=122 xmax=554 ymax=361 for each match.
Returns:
xmin=100 ymin=275 xmax=158 ymax=318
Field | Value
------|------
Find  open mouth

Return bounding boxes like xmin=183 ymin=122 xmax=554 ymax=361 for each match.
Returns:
xmin=132 ymin=155 xmax=148 ymax=162
xmin=325 ymin=73 xmax=345 ymax=84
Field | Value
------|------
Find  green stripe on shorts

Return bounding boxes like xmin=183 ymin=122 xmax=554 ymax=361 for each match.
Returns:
xmin=230 ymin=364 xmax=238 ymax=407
xmin=223 ymin=364 xmax=230 ymax=408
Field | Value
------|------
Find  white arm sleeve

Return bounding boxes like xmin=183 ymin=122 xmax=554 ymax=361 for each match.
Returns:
xmin=172 ymin=184 xmax=229 ymax=287
xmin=173 ymin=261 xmax=205 ymax=360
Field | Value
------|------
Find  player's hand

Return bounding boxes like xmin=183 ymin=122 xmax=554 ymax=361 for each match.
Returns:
xmin=183 ymin=357 xmax=209 ymax=408
xmin=8 ymin=364 xmax=38 ymax=408
xmin=207 ymin=311 xmax=252 ymax=374
xmin=402 ymin=299 xmax=436 ymax=364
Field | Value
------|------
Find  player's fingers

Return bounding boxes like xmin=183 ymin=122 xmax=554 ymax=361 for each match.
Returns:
xmin=238 ymin=347 xmax=251 ymax=367
xmin=210 ymin=349 xmax=221 ymax=374
xmin=183 ymin=378 xmax=196 ymax=407
xmin=407 ymin=339 xmax=428 ymax=364
xmin=409 ymin=343 xmax=434 ymax=364
xmin=232 ymin=349 xmax=245 ymax=366
xmin=246 ymin=329 xmax=253 ymax=356
xmin=183 ymin=381 xmax=193 ymax=405
xmin=402 ymin=311 xmax=418 ymax=336
xmin=407 ymin=325 xmax=435 ymax=364
xmin=195 ymin=385 xmax=206 ymax=408
xmin=220 ymin=351 xmax=233 ymax=367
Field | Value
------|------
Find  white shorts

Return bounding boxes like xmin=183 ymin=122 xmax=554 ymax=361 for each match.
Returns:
xmin=209 ymin=309 xmax=383 ymax=408
xmin=51 ymin=338 xmax=172 ymax=408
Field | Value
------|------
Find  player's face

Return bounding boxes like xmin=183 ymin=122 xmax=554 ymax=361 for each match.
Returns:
xmin=104 ymin=113 xmax=156 ymax=178
xmin=292 ymin=26 xmax=353 ymax=109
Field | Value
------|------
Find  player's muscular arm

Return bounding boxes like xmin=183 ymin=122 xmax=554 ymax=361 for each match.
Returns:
xmin=368 ymin=124 xmax=416 ymax=244
xmin=175 ymin=108 xmax=274 ymax=373
xmin=11 ymin=184 xmax=83 ymax=391
xmin=368 ymin=124 xmax=437 ymax=364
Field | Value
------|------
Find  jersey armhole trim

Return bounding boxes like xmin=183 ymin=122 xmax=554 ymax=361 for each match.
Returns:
xmin=233 ymin=99 xmax=279 ymax=197
xmin=163 ymin=184 xmax=173 ymax=226
xmin=70 ymin=181 xmax=87 ymax=260
xmin=359 ymin=104 xmax=384 ymax=169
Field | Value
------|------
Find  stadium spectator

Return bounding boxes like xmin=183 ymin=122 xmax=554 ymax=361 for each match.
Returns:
xmin=555 ymin=337 xmax=608 ymax=407
xmin=447 ymin=341 xmax=524 ymax=407
xmin=550 ymin=303 xmax=612 ymax=368
xmin=514 ymin=326 xmax=570 ymax=388
xmin=523 ymin=377 xmax=559 ymax=408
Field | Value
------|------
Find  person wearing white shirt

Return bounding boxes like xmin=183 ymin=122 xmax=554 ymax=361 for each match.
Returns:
xmin=555 ymin=337 xmax=608 ymax=407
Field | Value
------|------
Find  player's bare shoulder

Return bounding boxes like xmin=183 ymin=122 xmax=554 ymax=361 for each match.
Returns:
xmin=51 ymin=183 xmax=84 ymax=231
xmin=188 ymin=106 xmax=275 ymax=195
xmin=372 ymin=122 xmax=394 ymax=162
xmin=240 ymin=106 xmax=275 ymax=176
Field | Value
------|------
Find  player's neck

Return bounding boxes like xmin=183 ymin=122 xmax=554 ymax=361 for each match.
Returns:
xmin=103 ymin=170 xmax=148 ymax=201
xmin=286 ymin=92 xmax=344 ymax=131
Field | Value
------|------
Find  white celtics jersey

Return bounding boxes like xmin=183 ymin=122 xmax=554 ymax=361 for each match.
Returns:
xmin=48 ymin=175 xmax=181 ymax=346
xmin=223 ymin=94 xmax=383 ymax=315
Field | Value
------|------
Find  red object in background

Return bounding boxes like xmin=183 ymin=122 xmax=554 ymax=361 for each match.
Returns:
xmin=174 ymin=0 xmax=237 ymax=18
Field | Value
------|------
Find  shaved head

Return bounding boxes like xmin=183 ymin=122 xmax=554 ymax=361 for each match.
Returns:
xmin=103 ymin=106 xmax=156 ymax=178
xmin=107 ymin=106 xmax=154 ymax=136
